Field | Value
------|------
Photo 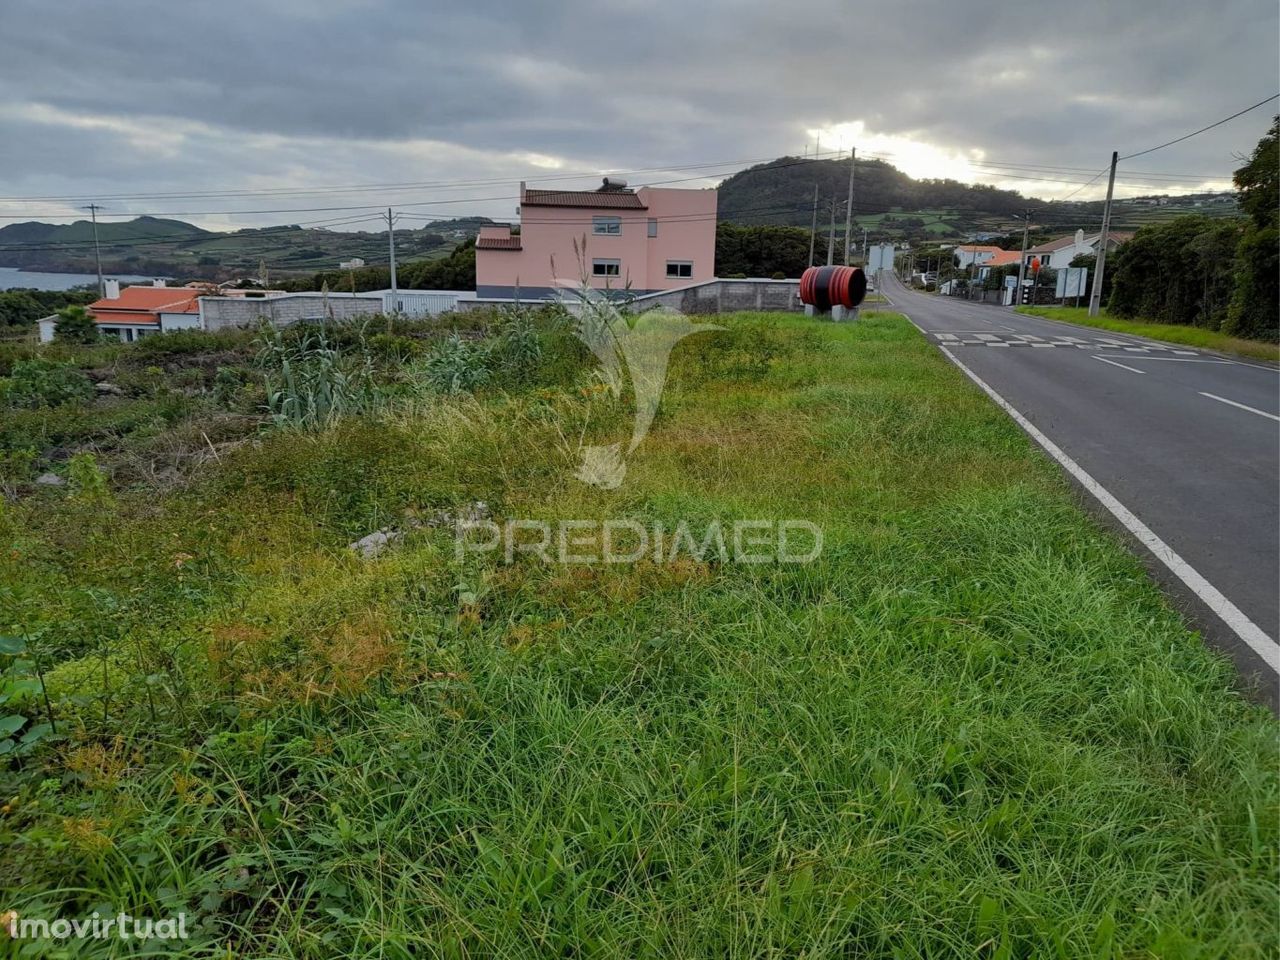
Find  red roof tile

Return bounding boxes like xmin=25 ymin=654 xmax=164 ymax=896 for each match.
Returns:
xmin=89 ymin=286 xmax=199 ymax=311
xmin=476 ymin=236 xmax=523 ymax=250
xmin=89 ymin=285 xmax=199 ymax=323
xmin=983 ymin=250 xmax=1022 ymax=267
xmin=522 ymin=189 xmax=646 ymax=209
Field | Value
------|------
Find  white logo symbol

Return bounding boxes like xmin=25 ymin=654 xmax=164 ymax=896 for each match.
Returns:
xmin=559 ymin=285 xmax=720 ymax=489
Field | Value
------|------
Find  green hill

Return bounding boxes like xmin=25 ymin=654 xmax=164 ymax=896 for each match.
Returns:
xmin=0 ymin=216 xmax=492 ymax=281
xmin=716 ymin=156 xmax=1236 ymax=244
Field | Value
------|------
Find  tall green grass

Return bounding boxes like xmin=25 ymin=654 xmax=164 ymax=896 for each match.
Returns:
xmin=0 ymin=311 xmax=1273 ymax=958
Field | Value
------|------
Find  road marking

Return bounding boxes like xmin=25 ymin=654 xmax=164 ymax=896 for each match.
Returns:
xmin=1093 ymin=356 xmax=1146 ymax=374
xmin=1097 ymin=355 xmax=1231 ymax=364
xmin=1199 ymin=392 xmax=1280 ymax=422
xmin=900 ymin=310 xmax=1280 ymax=676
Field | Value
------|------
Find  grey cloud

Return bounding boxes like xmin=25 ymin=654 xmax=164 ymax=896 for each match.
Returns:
xmin=0 ymin=0 xmax=1275 ymax=226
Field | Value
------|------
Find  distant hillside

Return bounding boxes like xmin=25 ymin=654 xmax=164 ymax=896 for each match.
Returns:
xmin=0 ymin=216 xmax=492 ymax=280
xmin=0 ymin=215 xmax=209 ymax=248
xmin=716 ymin=157 xmax=1236 ymax=243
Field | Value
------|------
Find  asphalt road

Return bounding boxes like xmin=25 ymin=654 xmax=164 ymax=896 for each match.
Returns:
xmin=880 ymin=272 xmax=1280 ymax=704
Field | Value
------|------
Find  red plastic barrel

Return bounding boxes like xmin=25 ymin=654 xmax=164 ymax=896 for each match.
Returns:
xmin=799 ymin=265 xmax=868 ymax=310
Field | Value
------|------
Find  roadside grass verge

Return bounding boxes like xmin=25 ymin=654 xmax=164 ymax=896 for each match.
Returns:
xmin=0 ymin=310 xmax=1275 ymax=957
xmin=1017 ymin=305 xmax=1280 ymax=362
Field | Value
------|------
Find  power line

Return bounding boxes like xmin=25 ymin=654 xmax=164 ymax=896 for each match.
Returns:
xmin=0 ymin=144 xmax=1234 ymax=220
xmin=1118 ymin=93 xmax=1279 ymax=161
xmin=0 ymin=151 xmax=851 ymax=206
xmin=1058 ymin=167 xmax=1111 ymax=202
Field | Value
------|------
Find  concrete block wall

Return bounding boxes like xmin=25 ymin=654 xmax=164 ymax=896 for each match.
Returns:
xmin=200 ymin=295 xmax=382 ymax=331
xmin=453 ymin=279 xmax=803 ymax=316
xmin=631 ymin=279 xmax=802 ymax=314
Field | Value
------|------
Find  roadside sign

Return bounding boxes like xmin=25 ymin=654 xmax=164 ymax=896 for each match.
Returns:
xmin=1056 ymin=266 xmax=1088 ymax=299
xmin=867 ymin=243 xmax=895 ymax=272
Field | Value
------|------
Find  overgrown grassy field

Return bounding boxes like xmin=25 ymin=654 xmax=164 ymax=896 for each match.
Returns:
xmin=1017 ymin=305 xmax=1280 ymax=361
xmin=0 ymin=309 xmax=1275 ymax=957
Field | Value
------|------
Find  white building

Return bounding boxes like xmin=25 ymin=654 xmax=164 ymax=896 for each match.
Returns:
xmin=1025 ymin=229 xmax=1134 ymax=271
xmin=953 ymin=244 xmax=1004 ymax=268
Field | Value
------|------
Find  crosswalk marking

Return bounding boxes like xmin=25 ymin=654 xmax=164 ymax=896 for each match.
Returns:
xmin=924 ymin=331 xmax=1201 ymax=355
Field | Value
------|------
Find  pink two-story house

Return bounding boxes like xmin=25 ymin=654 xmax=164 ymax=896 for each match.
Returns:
xmin=475 ymin=179 xmax=717 ymax=299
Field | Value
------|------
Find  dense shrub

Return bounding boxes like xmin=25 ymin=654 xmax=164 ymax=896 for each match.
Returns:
xmin=422 ymin=333 xmax=491 ymax=394
xmin=256 ymin=325 xmax=375 ymax=429
xmin=131 ymin=327 xmax=255 ymax=359
xmin=1107 ymin=216 xmax=1240 ymax=329
xmin=1 ymin=358 xmax=94 ymax=409
xmin=52 ymin=305 xmax=99 ymax=345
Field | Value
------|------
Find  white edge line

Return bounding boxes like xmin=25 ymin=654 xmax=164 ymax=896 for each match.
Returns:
xmin=1093 ymin=355 xmax=1146 ymax=374
xmin=1099 ymin=355 xmax=1233 ymax=364
xmin=1200 ymin=392 xmax=1280 ymax=423
xmin=899 ymin=311 xmax=1280 ymax=675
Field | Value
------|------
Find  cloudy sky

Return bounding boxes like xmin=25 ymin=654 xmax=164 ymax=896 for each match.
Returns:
xmin=0 ymin=0 xmax=1276 ymax=232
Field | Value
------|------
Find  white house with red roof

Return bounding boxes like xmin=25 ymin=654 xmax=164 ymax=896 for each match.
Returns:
xmin=37 ymin=279 xmax=204 ymax=343
xmin=1025 ymin=229 xmax=1134 ymax=271
xmin=953 ymin=244 xmax=1003 ymax=268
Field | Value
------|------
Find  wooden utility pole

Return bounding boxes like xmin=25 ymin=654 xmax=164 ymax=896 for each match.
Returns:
xmin=842 ymin=147 xmax=856 ymax=265
xmin=1088 ymin=151 xmax=1119 ymax=317
xmin=808 ymin=184 xmax=819 ymax=267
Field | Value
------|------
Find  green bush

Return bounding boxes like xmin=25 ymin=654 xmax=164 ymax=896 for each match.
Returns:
xmin=256 ymin=325 xmax=375 ymax=430
xmin=1 ymin=358 xmax=94 ymax=409
xmin=422 ymin=333 xmax=492 ymax=394
xmin=51 ymin=305 xmax=99 ymax=345
xmin=367 ymin=333 xmax=423 ymax=363
xmin=131 ymin=327 xmax=255 ymax=359
xmin=489 ymin=311 xmax=544 ymax=383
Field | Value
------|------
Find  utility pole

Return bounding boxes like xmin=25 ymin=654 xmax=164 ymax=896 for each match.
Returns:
xmin=861 ymin=226 xmax=868 ymax=262
xmin=385 ymin=207 xmax=399 ymax=299
xmin=81 ymin=203 xmax=105 ymax=297
xmin=808 ymin=184 xmax=819 ymax=267
xmin=842 ymin=147 xmax=856 ymax=265
xmin=381 ymin=207 xmax=401 ymax=333
xmin=825 ymin=196 xmax=836 ymax=266
xmin=1088 ymin=151 xmax=1119 ymax=317
xmin=1014 ymin=210 xmax=1031 ymax=307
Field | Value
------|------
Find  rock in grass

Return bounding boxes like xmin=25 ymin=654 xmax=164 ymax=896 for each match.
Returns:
xmin=411 ymin=501 xmax=490 ymax=529
xmin=94 ymin=382 xmax=124 ymax=396
xmin=35 ymin=473 xmax=65 ymax=487
xmin=349 ymin=529 xmax=401 ymax=559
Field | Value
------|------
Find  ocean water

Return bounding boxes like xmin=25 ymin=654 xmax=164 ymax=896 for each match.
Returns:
xmin=0 ymin=266 xmax=159 ymax=292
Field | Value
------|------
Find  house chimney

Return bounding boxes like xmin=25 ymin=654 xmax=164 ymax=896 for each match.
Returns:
xmin=103 ymin=278 xmax=120 ymax=300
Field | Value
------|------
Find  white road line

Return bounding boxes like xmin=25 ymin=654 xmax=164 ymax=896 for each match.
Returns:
xmin=899 ymin=310 xmax=1280 ymax=676
xmin=1199 ymin=392 xmax=1280 ymax=422
xmin=1098 ymin=355 xmax=1231 ymax=364
xmin=1093 ymin=356 xmax=1147 ymax=374
xmin=1223 ymin=358 xmax=1280 ymax=373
